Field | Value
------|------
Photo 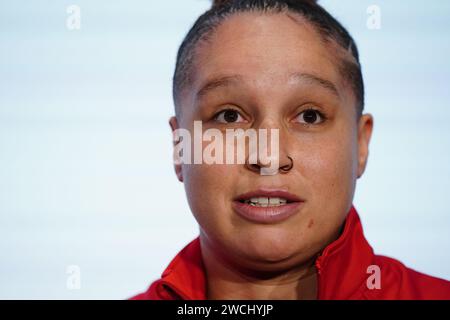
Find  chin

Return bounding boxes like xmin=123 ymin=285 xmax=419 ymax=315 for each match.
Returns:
xmin=234 ymin=229 xmax=304 ymax=265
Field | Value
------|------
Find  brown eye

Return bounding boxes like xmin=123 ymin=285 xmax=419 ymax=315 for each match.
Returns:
xmin=296 ymin=109 xmax=324 ymax=125
xmin=215 ymin=109 xmax=245 ymax=123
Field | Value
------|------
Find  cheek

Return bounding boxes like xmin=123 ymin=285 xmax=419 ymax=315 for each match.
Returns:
xmin=288 ymin=126 xmax=358 ymax=250
xmin=295 ymin=127 xmax=357 ymax=205
xmin=182 ymin=163 xmax=237 ymax=229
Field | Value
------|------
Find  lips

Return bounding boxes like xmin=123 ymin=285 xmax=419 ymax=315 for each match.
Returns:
xmin=233 ymin=189 xmax=304 ymax=224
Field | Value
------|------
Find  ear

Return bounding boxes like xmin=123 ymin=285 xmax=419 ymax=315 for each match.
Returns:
xmin=169 ymin=116 xmax=184 ymax=182
xmin=357 ymin=113 xmax=374 ymax=178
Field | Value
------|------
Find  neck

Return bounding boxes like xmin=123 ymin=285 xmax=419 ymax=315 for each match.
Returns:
xmin=200 ymin=236 xmax=318 ymax=300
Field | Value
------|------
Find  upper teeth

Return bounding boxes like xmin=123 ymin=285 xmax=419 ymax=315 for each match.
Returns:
xmin=244 ymin=197 xmax=288 ymax=207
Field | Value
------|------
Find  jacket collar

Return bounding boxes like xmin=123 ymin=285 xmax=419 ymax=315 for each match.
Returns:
xmin=158 ymin=235 xmax=207 ymax=299
xmin=315 ymin=205 xmax=375 ymax=299
xmin=157 ymin=205 xmax=375 ymax=299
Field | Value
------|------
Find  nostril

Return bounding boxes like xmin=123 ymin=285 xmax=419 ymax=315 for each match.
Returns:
xmin=244 ymin=161 xmax=261 ymax=173
xmin=279 ymin=156 xmax=294 ymax=173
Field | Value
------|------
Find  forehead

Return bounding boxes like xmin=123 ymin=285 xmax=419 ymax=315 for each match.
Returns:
xmin=189 ymin=11 xmax=347 ymax=99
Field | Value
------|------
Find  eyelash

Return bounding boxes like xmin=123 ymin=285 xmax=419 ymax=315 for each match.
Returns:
xmin=296 ymin=107 xmax=328 ymax=125
xmin=213 ymin=108 xmax=245 ymax=123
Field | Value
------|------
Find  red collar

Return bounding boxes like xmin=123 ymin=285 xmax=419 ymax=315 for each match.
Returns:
xmin=155 ymin=205 xmax=375 ymax=300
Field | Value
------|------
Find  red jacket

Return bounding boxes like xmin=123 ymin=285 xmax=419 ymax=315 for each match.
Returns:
xmin=132 ymin=206 xmax=450 ymax=300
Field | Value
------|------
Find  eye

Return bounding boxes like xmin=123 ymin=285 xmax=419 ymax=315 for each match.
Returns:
xmin=295 ymin=108 xmax=326 ymax=125
xmin=214 ymin=109 xmax=246 ymax=124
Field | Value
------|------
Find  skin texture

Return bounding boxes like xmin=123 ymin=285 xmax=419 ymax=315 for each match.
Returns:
xmin=169 ymin=12 xmax=373 ymax=299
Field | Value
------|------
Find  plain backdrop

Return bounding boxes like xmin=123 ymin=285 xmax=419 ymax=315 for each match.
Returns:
xmin=0 ymin=0 xmax=449 ymax=299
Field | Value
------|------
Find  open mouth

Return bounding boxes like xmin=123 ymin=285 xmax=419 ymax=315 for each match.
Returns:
xmin=233 ymin=189 xmax=304 ymax=223
xmin=239 ymin=197 xmax=291 ymax=207
xmin=235 ymin=189 xmax=302 ymax=205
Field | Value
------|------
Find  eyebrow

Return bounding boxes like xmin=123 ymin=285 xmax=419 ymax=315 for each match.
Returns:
xmin=196 ymin=75 xmax=243 ymax=100
xmin=289 ymin=72 xmax=340 ymax=98
xmin=195 ymin=72 xmax=339 ymax=100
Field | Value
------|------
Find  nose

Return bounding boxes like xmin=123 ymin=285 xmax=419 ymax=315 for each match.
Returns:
xmin=245 ymin=154 xmax=293 ymax=174
xmin=243 ymin=115 xmax=294 ymax=175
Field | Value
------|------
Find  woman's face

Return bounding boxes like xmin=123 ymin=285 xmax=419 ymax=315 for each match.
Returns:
xmin=170 ymin=12 xmax=373 ymax=272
